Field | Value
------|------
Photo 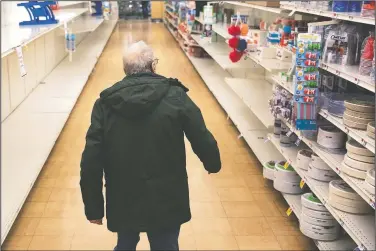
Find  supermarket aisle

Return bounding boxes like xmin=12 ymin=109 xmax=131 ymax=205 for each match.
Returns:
xmin=2 ymin=21 xmax=316 ymax=250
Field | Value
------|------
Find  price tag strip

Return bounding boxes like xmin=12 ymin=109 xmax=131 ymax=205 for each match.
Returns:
xmin=15 ymin=46 xmax=27 ymax=77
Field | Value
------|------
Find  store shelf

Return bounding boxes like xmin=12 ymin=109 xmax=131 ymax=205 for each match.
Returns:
xmin=282 ymin=193 xmax=357 ymax=250
xmin=70 ymin=14 xmax=104 ymax=34
xmin=270 ymin=74 xmax=294 ymax=93
xmin=165 ymin=3 xmax=175 ymax=11
xmin=177 ymin=30 xmax=200 ymax=47
xmin=1 ymin=8 xmax=88 ymax=58
xmin=58 ymin=1 xmax=87 ymax=7
xmin=279 ymin=117 xmax=376 ymax=210
xmin=319 ymin=109 xmax=375 ymax=154
xmin=225 ymin=78 xmax=274 ymax=129
xmin=268 ymin=134 xmax=375 ymax=251
xmin=166 ymin=23 xmax=283 ymax=164
xmin=209 ymin=1 xmax=285 ymax=14
xmin=320 ymin=62 xmax=374 ymax=93
xmin=247 ymin=51 xmax=292 ymax=72
xmin=280 ymin=4 xmax=375 ymax=25
xmin=1 ymin=16 xmax=118 ymax=244
xmin=165 ymin=9 xmax=178 ymax=19
xmin=165 ymin=16 xmax=178 ymax=29
xmin=191 ymin=35 xmax=259 ymax=70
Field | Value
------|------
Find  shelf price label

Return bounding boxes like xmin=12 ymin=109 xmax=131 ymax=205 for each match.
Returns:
xmin=286 ymin=207 xmax=293 ymax=216
xmin=286 ymin=130 xmax=293 ymax=137
xmin=300 ymin=179 xmax=305 ymax=189
xmin=295 ymin=138 xmax=301 ymax=146
xmin=284 ymin=161 xmax=290 ymax=169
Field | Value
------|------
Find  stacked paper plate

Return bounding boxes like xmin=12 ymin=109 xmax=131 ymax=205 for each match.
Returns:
xmin=343 ymin=98 xmax=375 ymax=131
xmin=263 ymin=161 xmax=275 ymax=180
xmin=317 ymin=126 xmax=346 ymax=154
xmin=296 ymin=149 xmax=313 ymax=171
xmin=364 ymin=169 xmax=375 ymax=196
xmin=343 ymin=140 xmax=375 ymax=179
xmin=300 ymin=193 xmax=340 ymax=241
xmin=308 ymin=153 xmax=337 ymax=181
xmin=328 ymin=180 xmax=373 ymax=214
xmin=273 ymin=161 xmax=303 ymax=194
xmin=367 ymin=122 xmax=375 ymax=139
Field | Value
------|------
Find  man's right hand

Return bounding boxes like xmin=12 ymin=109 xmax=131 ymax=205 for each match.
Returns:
xmin=89 ymin=219 xmax=103 ymax=225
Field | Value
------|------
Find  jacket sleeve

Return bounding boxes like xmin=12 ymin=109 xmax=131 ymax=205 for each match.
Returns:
xmin=80 ymin=99 xmax=105 ymax=220
xmin=182 ymin=94 xmax=221 ymax=173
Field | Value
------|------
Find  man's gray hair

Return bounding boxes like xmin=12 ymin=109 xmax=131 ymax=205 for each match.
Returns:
xmin=123 ymin=41 xmax=154 ymax=75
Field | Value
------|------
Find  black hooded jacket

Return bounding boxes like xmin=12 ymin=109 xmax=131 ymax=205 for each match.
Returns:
xmin=80 ymin=72 xmax=221 ymax=232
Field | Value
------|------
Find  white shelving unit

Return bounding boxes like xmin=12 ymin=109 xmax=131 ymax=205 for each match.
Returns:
xmin=225 ymin=78 xmax=275 ymax=129
xmin=319 ymin=109 xmax=375 ymax=154
xmin=280 ymin=3 xmax=375 ymax=25
xmin=169 ymin=1 xmax=375 ymax=250
xmin=1 ymin=11 xmax=118 ymax=244
xmin=320 ymin=61 xmax=375 ymax=93
xmin=209 ymin=1 xmax=286 ymax=14
xmin=69 ymin=14 xmax=104 ymax=34
xmin=58 ymin=1 xmax=88 ymax=7
xmin=166 ymin=9 xmax=178 ymax=19
xmin=268 ymin=134 xmax=374 ymax=251
xmin=1 ymin=8 xmax=89 ymax=58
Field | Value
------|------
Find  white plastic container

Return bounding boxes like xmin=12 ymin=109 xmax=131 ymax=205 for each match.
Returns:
xmin=263 ymin=161 xmax=275 ymax=180
xmin=301 ymin=212 xmax=337 ymax=227
xmin=310 ymin=154 xmax=331 ymax=171
xmin=341 ymin=162 xmax=367 ymax=179
xmin=328 ymin=193 xmax=373 ymax=214
xmin=365 ymin=169 xmax=375 ymax=186
xmin=329 ymin=180 xmax=363 ymax=201
xmin=300 ymin=219 xmax=340 ymax=234
xmin=296 ymin=149 xmax=312 ymax=170
xmin=300 ymin=224 xmax=339 ymax=241
xmin=273 ymin=178 xmax=302 ymax=194
xmin=301 ymin=206 xmax=334 ymax=220
xmin=307 ymin=163 xmax=337 ymax=182
xmin=301 ymin=193 xmax=328 ymax=212
xmin=274 ymin=162 xmax=300 ymax=183
xmin=344 ymin=154 xmax=374 ymax=172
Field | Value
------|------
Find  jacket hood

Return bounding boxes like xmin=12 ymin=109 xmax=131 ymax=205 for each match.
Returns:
xmin=100 ymin=72 xmax=189 ymax=118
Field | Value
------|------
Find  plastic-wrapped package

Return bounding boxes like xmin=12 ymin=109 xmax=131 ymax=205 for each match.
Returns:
xmin=361 ymin=1 xmax=375 ymax=18
xmin=332 ymin=1 xmax=349 ymax=12
xmin=322 ymin=24 xmax=363 ymax=66
xmin=359 ymin=32 xmax=375 ymax=76
xmin=348 ymin=1 xmax=362 ymax=13
xmin=328 ymin=93 xmax=351 ymax=118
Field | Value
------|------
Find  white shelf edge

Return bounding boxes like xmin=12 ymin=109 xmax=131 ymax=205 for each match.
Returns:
xmin=209 ymin=1 xmax=285 ymax=14
xmin=280 ymin=4 xmax=376 ymax=25
xmin=320 ymin=62 xmax=374 ymax=93
xmin=1 ymin=8 xmax=89 ymax=58
xmin=165 ymin=9 xmax=178 ymax=19
xmin=268 ymin=133 xmax=375 ymax=251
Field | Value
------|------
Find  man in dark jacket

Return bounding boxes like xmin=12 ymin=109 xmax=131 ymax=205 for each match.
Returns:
xmin=80 ymin=41 xmax=221 ymax=251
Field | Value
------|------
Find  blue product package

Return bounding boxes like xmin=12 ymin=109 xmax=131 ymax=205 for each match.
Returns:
xmin=348 ymin=1 xmax=362 ymax=12
xmin=332 ymin=0 xmax=349 ymax=12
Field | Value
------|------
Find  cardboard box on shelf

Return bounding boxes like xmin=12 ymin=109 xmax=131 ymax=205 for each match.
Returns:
xmin=245 ymin=1 xmax=280 ymax=7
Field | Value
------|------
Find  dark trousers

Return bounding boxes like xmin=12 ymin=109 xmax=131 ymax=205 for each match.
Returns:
xmin=114 ymin=226 xmax=180 ymax=251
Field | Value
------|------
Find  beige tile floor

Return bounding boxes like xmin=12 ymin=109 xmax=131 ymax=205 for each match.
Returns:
xmin=2 ymin=21 xmax=317 ymax=251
